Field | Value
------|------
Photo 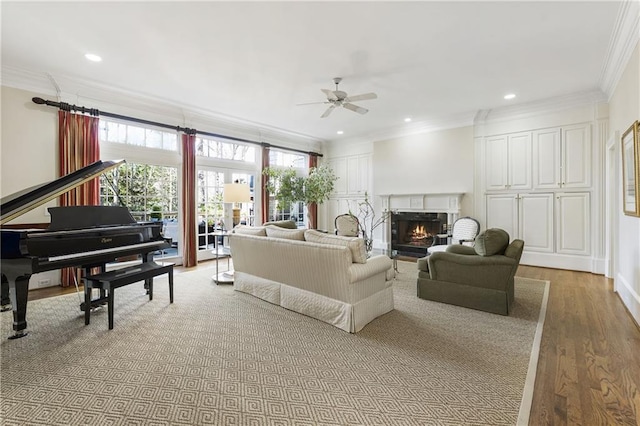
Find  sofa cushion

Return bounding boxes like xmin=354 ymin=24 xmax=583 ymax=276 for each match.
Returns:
xmin=474 ymin=228 xmax=510 ymax=256
xmin=233 ymin=225 xmax=267 ymax=236
xmin=265 ymin=225 xmax=306 ymax=240
xmin=304 ymin=229 xmax=367 ymax=264
xmin=262 ymin=220 xmax=298 ymax=229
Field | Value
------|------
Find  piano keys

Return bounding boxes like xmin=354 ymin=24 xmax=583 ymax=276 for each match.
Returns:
xmin=0 ymin=160 xmax=170 ymax=339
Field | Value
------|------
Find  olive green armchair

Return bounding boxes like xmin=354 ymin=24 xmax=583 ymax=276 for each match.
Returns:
xmin=416 ymin=228 xmax=524 ymax=315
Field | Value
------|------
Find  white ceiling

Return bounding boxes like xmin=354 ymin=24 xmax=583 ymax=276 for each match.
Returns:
xmin=1 ymin=1 xmax=622 ymax=142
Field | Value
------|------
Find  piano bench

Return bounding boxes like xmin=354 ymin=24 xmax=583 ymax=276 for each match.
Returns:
xmin=84 ymin=262 xmax=174 ymax=330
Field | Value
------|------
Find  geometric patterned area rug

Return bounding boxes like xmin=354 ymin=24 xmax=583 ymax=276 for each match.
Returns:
xmin=1 ymin=261 xmax=548 ymax=426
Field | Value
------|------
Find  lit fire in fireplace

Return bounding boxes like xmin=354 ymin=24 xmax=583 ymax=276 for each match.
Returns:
xmin=410 ymin=224 xmax=431 ymax=243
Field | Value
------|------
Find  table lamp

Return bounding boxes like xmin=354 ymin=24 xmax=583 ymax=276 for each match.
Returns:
xmin=223 ymin=182 xmax=251 ymax=227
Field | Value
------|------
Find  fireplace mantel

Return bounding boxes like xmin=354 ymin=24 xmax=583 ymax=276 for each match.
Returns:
xmin=380 ymin=193 xmax=464 ymax=214
xmin=379 ymin=193 xmax=465 ymax=253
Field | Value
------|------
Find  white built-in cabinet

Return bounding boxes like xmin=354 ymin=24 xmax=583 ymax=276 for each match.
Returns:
xmin=486 ymin=193 xmax=554 ymax=253
xmin=555 ymin=191 xmax=590 ymax=256
xmin=533 ymin=124 xmax=591 ymax=189
xmin=325 ymin=153 xmax=372 ymax=231
xmin=486 ymin=192 xmax=590 ymax=256
xmin=346 ymin=155 xmax=370 ymax=195
xmin=327 ymin=154 xmax=370 ymax=196
xmin=331 ymin=158 xmax=348 ymax=195
xmin=485 ymin=132 xmax=532 ymax=191
xmin=484 ymin=122 xmax=593 ymax=269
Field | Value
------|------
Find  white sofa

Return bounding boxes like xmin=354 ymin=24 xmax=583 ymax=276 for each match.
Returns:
xmin=229 ymin=227 xmax=394 ymax=333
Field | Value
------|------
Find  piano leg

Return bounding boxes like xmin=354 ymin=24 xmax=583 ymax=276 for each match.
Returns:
xmin=4 ymin=273 xmax=30 ymax=339
xmin=1 ymin=274 xmax=11 ymax=312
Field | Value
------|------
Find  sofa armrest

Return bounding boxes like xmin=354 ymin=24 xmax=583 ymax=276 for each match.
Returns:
xmin=417 ymin=256 xmax=429 ymax=272
xmin=349 ymin=255 xmax=392 ymax=283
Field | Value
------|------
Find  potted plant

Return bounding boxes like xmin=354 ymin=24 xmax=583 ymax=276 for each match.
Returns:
xmin=263 ymin=165 xmax=337 ymax=227
xmin=350 ymin=192 xmax=391 ymax=253
xmin=149 ymin=205 xmax=163 ymax=221
xmin=301 ymin=165 xmax=337 ymax=227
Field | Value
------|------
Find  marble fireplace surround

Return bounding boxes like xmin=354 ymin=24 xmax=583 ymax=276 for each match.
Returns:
xmin=379 ymin=193 xmax=465 ymax=252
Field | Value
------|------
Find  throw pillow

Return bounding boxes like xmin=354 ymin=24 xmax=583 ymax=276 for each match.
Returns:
xmin=474 ymin=228 xmax=510 ymax=256
xmin=304 ymin=229 xmax=367 ymax=264
xmin=262 ymin=220 xmax=298 ymax=229
xmin=265 ymin=225 xmax=306 ymax=240
xmin=233 ymin=225 xmax=267 ymax=236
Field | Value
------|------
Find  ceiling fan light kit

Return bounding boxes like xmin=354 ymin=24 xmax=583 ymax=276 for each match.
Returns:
xmin=299 ymin=77 xmax=378 ymax=118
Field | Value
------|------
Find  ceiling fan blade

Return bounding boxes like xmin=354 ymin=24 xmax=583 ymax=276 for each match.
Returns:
xmin=321 ymin=88 xmax=338 ymax=101
xmin=297 ymin=101 xmax=328 ymax=106
xmin=321 ymin=105 xmax=336 ymax=118
xmin=343 ymin=103 xmax=368 ymax=115
xmin=345 ymin=93 xmax=377 ymax=102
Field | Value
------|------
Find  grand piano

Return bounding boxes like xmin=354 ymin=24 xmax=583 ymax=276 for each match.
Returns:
xmin=0 ymin=159 xmax=169 ymax=339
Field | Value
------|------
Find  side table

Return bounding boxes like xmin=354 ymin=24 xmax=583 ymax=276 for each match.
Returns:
xmin=210 ymin=231 xmax=232 ymax=284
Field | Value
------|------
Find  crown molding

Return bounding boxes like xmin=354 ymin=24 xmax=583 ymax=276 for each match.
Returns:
xmin=599 ymin=0 xmax=640 ymax=99
xmin=1 ymin=65 xmax=325 ymax=151
xmin=474 ymin=90 xmax=607 ymax=126
xmin=332 ymin=111 xmax=476 ymax=145
xmin=0 ymin=66 xmax=60 ymax=97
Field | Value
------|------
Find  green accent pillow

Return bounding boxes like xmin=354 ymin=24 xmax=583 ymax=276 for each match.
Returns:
xmin=474 ymin=228 xmax=510 ymax=256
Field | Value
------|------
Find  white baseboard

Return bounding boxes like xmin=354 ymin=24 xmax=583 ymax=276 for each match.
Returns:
xmin=520 ymin=252 xmax=595 ymax=273
xmin=615 ymin=274 xmax=640 ymax=326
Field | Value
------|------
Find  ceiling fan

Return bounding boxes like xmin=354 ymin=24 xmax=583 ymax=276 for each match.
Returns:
xmin=298 ymin=77 xmax=377 ymax=118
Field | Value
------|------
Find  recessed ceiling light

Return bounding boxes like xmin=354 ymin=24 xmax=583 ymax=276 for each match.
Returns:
xmin=84 ymin=53 xmax=102 ymax=62
xmin=504 ymin=93 xmax=516 ymax=100
xmin=337 ymin=130 xmax=344 ymax=135
xmin=404 ymin=117 xmax=412 ymax=123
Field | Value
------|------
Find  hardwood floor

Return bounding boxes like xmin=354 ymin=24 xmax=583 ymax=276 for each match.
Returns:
xmin=517 ymin=265 xmax=640 ymax=426
xmin=24 ymin=263 xmax=640 ymax=425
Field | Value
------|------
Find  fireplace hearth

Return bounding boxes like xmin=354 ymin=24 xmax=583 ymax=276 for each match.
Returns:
xmin=391 ymin=212 xmax=448 ymax=257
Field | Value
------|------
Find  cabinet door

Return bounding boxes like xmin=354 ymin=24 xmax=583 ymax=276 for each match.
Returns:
xmin=347 ymin=157 xmax=359 ymax=194
xmin=562 ymin=124 xmax=591 ymax=188
xmin=486 ymin=194 xmax=518 ymax=239
xmin=519 ymin=193 xmax=554 ymax=253
xmin=508 ymin=132 xmax=532 ymax=190
xmin=329 ymin=158 xmax=347 ymax=195
xmin=357 ymin=155 xmax=370 ymax=195
xmin=485 ymin=135 xmax=509 ymax=190
xmin=533 ymin=128 xmax=561 ymax=189
xmin=556 ymin=192 xmax=590 ymax=255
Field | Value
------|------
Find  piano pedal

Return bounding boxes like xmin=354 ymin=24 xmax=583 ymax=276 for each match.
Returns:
xmin=1 ymin=304 xmax=11 ymax=312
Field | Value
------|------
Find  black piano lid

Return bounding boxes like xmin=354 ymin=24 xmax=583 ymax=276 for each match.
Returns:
xmin=0 ymin=159 xmax=125 ymax=225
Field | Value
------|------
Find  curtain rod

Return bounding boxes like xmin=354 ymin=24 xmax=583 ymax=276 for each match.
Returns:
xmin=31 ymin=97 xmax=322 ymax=158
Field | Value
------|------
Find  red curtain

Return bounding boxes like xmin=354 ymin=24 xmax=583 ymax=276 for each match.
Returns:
xmin=261 ymin=145 xmax=270 ymax=223
xmin=181 ymin=132 xmax=197 ymax=267
xmin=307 ymin=154 xmax=319 ymax=229
xmin=58 ymin=110 xmax=100 ymax=286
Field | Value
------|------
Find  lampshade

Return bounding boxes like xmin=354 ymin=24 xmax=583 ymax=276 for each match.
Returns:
xmin=223 ymin=183 xmax=251 ymax=203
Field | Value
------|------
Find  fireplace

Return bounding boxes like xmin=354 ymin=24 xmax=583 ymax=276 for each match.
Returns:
xmin=391 ymin=212 xmax=448 ymax=257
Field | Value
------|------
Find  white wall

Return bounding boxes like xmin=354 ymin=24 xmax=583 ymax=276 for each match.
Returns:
xmin=373 ymin=126 xmax=475 ymax=216
xmin=609 ymin=42 xmax=640 ymax=324
xmin=1 ymin=86 xmax=58 ymax=225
